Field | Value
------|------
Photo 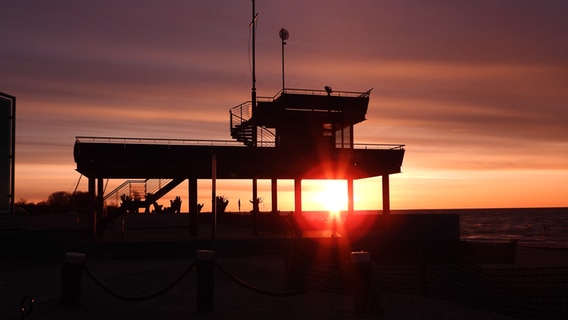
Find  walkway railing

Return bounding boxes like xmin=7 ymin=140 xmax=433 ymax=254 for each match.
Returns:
xmin=76 ymin=136 xmax=402 ymax=150
xmin=278 ymin=87 xmax=373 ymax=98
xmin=353 ymin=143 xmax=405 ymax=150
xmin=76 ymin=136 xmax=244 ymax=147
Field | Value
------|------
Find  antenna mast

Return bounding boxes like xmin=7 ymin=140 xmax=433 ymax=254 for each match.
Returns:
xmin=250 ymin=0 xmax=258 ymax=147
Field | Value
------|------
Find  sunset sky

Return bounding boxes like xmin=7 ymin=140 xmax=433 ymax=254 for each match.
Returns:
xmin=2 ymin=0 xmax=567 ymax=211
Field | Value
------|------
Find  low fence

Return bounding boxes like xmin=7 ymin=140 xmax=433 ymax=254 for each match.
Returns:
xmin=16 ymin=250 xmax=567 ymax=320
xmin=290 ymin=261 xmax=568 ymax=320
xmin=18 ymin=250 xmax=379 ymax=319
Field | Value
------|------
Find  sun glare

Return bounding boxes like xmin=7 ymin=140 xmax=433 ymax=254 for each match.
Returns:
xmin=315 ymin=180 xmax=347 ymax=216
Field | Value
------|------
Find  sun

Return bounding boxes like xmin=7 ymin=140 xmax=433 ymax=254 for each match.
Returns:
xmin=316 ymin=180 xmax=347 ymax=215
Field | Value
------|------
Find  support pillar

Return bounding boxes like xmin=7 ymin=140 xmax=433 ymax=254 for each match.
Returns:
xmin=294 ymin=178 xmax=302 ymax=237
xmin=382 ymin=175 xmax=390 ymax=215
xmin=88 ymin=177 xmax=96 ymax=240
xmin=189 ymin=178 xmax=198 ymax=237
xmin=252 ymin=178 xmax=258 ymax=236
xmin=211 ymin=154 xmax=217 ymax=240
xmin=347 ymin=178 xmax=354 ymax=216
xmin=271 ymin=178 xmax=278 ymax=215
xmin=96 ymin=177 xmax=104 ymax=237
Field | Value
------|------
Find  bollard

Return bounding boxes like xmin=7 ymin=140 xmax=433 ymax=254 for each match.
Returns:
xmin=350 ymin=251 xmax=374 ymax=317
xmin=121 ymin=219 xmax=125 ymax=243
xmin=196 ymin=250 xmax=215 ymax=312
xmin=60 ymin=252 xmax=85 ymax=306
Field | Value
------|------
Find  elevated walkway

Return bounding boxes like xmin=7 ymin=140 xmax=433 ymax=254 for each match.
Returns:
xmin=74 ymin=137 xmax=404 ymax=179
xmin=74 ymin=87 xmax=405 ymax=239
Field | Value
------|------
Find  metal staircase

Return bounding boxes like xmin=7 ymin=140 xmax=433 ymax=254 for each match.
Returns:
xmin=230 ymin=101 xmax=276 ymax=147
xmin=99 ymin=178 xmax=185 ymax=230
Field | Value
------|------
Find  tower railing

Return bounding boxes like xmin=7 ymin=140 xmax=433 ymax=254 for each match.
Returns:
xmin=229 ymin=99 xmax=276 ymax=147
xmin=277 ymin=87 xmax=373 ymax=98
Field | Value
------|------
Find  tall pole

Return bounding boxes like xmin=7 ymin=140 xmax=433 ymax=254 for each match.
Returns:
xmin=279 ymin=28 xmax=289 ymax=92
xmin=212 ymin=153 xmax=217 ymax=240
xmin=250 ymin=1 xmax=259 ymax=236
xmin=251 ymin=0 xmax=257 ymax=147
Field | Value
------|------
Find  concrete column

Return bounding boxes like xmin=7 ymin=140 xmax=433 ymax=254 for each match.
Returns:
xmin=294 ymin=178 xmax=302 ymax=237
xmin=189 ymin=178 xmax=198 ymax=236
xmin=347 ymin=178 xmax=354 ymax=216
xmin=88 ymin=178 xmax=96 ymax=240
xmin=271 ymin=178 xmax=278 ymax=215
xmin=252 ymin=178 xmax=258 ymax=236
xmin=96 ymin=177 xmax=104 ymax=237
xmin=211 ymin=154 xmax=217 ymax=240
xmin=382 ymin=175 xmax=390 ymax=215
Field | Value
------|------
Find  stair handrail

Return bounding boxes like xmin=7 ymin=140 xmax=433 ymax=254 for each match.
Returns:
xmin=103 ymin=179 xmax=146 ymax=202
xmin=145 ymin=178 xmax=173 ymax=197
xmin=257 ymin=126 xmax=276 ymax=147
xmin=230 ymin=99 xmax=277 ymax=147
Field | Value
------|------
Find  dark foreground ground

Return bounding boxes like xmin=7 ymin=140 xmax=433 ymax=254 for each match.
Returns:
xmin=4 ymin=252 xmax=553 ymax=320
xmin=1 ymin=222 xmax=567 ymax=320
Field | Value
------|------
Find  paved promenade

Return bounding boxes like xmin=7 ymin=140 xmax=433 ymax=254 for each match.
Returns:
xmin=1 ymin=223 xmax=567 ymax=319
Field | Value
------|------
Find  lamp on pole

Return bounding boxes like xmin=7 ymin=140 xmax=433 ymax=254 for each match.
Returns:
xmin=279 ymin=28 xmax=289 ymax=92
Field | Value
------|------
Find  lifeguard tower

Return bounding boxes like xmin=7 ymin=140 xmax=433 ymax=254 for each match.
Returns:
xmin=73 ymin=86 xmax=405 ymax=238
xmin=73 ymin=3 xmax=405 ymax=238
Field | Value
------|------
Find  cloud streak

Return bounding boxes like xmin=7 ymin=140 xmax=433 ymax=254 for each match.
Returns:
xmin=2 ymin=0 xmax=567 ymax=208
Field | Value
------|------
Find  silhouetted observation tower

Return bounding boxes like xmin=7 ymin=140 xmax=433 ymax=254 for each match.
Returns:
xmin=74 ymin=86 xmax=404 ymax=238
xmin=74 ymin=4 xmax=404 ymax=238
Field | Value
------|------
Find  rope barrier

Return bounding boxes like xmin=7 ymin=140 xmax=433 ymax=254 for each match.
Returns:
xmin=82 ymin=260 xmax=197 ymax=301
xmin=214 ymin=259 xmax=352 ymax=297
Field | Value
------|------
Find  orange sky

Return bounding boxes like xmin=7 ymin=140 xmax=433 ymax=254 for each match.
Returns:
xmin=1 ymin=1 xmax=567 ymax=211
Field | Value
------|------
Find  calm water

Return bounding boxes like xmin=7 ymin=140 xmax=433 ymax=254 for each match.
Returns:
xmin=459 ymin=207 xmax=568 ymax=248
xmin=305 ymin=207 xmax=568 ymax=248
xmin=394 ymin=207 xmax=568 ymax=248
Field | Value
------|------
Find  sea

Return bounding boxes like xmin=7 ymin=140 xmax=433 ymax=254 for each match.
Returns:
xmin=301 ymin=207 xmax=568 ymax=248
xmin=8 ymin=207 xmax=568 ymax=249
xmin=393 ymin=207 xmax=568 ymax=248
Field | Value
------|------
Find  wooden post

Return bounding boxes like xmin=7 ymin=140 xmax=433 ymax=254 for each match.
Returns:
xmin=60 ymin=252 xmax=85 ymax=306
xmin=196 ymin=250 xmax=215 ymax=312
